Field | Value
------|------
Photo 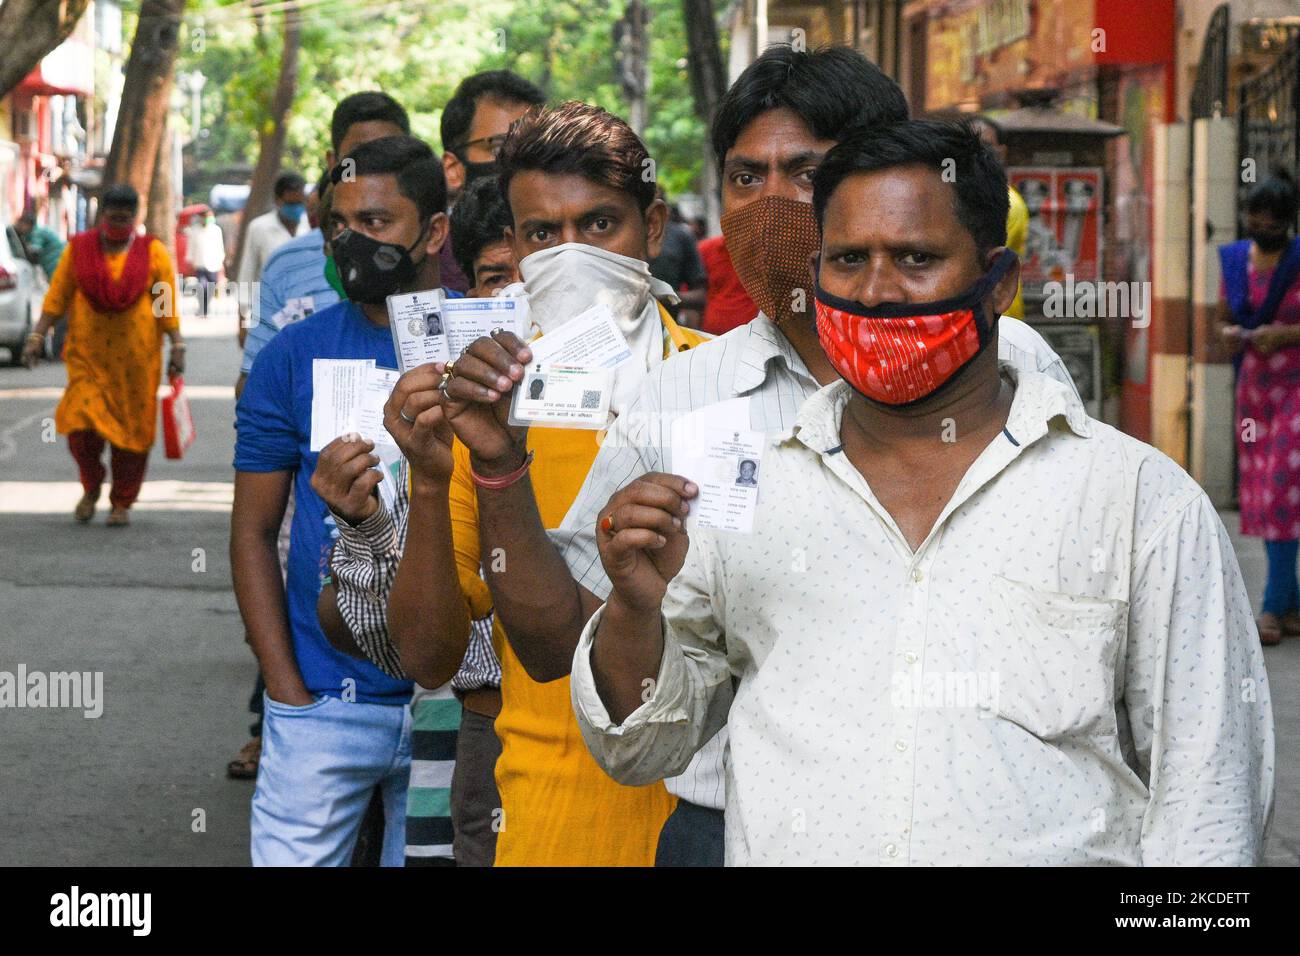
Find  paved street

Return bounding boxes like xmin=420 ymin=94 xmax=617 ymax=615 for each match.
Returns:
xmin=0 ymin=297 xmax=254 ymax=865
xmin=0 ymin=297 xmax=1297 ymax=865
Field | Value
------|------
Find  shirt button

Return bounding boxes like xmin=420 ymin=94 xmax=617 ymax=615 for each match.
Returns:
xmin=911 ymin=568 xmax=924 ymax=583
xmin=904 ymin=651 xmax=918 ymax=664
xmin=885 ymin=843 xmax=899 ymax=857
xmin=895 ymin=740 xmax=908 ymax=752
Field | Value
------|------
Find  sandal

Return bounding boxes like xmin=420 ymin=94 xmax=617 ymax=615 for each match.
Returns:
xmin=1280 ymin=610 xmax=1300 ymax=636
xmin=74 ymin=493 xmax=99 ymax=523
xmin=226 ymin=736 xmax=261 ymax=779
xmin=106 ymin=507 xmax=130 ymax=527
xmin=1258 ymin=613 xmax=1283 ymax=646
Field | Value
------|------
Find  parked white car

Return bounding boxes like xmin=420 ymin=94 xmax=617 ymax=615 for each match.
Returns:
xmin=0 ymin=221 xmax=36 ymax=366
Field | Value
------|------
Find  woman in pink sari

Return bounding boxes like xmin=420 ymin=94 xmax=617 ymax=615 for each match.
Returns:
xmin=1220 ymin=171 xmax=1300 ymax=645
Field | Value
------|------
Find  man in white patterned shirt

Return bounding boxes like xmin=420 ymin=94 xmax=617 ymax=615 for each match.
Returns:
xmin=571 ymin=119 xmax=1275 ymax=866
xmin=423 ymin=45 xmax=1082 ymax=865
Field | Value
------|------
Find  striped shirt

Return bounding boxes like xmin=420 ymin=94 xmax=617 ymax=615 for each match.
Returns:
xmin=240 ymin=229 xmax=340 ymax=375
xmin=553 ymin=311 xmax=1081 ymax=811
xmin=331 ymin=457 xmax=503 ymax=690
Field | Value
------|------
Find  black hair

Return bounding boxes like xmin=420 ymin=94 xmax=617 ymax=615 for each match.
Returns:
xmin=711 ymin=44 xmax=909 ymax=173
xmin=333 ymin=135 xmax=446 ymax=222
xmin=330 ymin=91 xmax=410 ymax=153
xmin=450 ymin=175 xmax=512 ymax=279
xmin=813 ymin=119 xmax=1009 ymax=255
xmin=441 ymin=70 xmax=546 ymax=155
xmin=101 ymin=184 xmax=140 ymax=212
xmin=273 ymin=172 xmax=306 ymax=199
xmin=1246 ymin=169 xmax=1300 ymax=224
xmin=498 ymin=101 xmax=655 ymax=217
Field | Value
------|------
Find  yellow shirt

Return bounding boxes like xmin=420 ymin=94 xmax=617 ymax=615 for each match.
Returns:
xmin=44 ymin=237 xmax=179 ymax=452
xmin=449 ymin=308 xmax=708 ymax=866
xmin=1006 ymin=186 xmax=1029 ymax=320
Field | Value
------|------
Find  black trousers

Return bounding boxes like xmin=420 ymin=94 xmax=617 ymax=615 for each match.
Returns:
xmin=655 ymin=800 xmax=725 ymax=867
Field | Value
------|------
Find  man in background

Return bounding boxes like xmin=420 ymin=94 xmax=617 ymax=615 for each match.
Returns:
xmin=649 ymin=194 xmax=707 ymax=327
xmin=438 ymin=70 xmax=546 ymax=293
xmin=236 ymin=171 xmax=308 ymax=337
xmin=184 ymin=209 xmax=225 ymax=317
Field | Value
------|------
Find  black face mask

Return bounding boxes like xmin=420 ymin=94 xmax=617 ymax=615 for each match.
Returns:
xmin=331 ymin=223 xmax=428 ymax=304
xmin=457 ymin=153 xmax=499 ymax=187
xmin=1249 ymin=229 xmax=1291 ymax=253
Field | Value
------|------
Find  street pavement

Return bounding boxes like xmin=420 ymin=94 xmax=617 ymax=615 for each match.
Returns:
xmin=0 ymin=295 xmax=1296 ymax=866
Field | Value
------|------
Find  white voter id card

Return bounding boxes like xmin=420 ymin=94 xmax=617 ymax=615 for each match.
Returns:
xmin=386 ymin=289 xmax=450 ymax=373
xmin=507 ymin=303 xmax=630 ymax=429
xmin=441 ymin=296 xmax=530 ymax=358
xmin=670 ymin=398 xmax=763 ymax=534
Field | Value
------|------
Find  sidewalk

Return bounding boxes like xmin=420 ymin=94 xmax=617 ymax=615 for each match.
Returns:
xmin=1223 ymin=511 xmax=1300 ymax=866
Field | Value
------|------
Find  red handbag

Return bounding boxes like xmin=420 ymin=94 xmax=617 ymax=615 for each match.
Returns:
xmin=161 ymin=375 xmax=196 ymax=459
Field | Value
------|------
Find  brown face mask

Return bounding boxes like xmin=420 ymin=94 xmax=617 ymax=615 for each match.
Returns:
xmin=721 ymin=195 xmax=822 ymax=326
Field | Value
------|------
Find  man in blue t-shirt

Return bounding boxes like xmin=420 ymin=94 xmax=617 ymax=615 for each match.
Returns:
xmin=226 ymin=91 xmax=409 ymax=787
xmin=232 ymin=134 xmax=455 ymax=866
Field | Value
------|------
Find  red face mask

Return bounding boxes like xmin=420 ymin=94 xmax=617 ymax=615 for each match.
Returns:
xmin=102 ymin=222 xmax=135 ymax=243
xmin=813 ymin=250 xmax=1017 ymax=406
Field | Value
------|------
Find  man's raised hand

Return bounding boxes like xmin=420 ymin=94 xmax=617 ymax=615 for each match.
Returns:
xmin=596 ymin=474 xmax=699 ymax=615
xmin=383 ymin=364 xmax=454 ymax=487
xmin=311 ymin=434 xmax=383 ymax=525
xmin=440 ymin=330 xmax=533 ymax=474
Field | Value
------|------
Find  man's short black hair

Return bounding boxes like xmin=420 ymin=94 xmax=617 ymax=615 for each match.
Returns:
xmin=334 ymin=135 xmax=446 ymax=222
xmin=331 ymin=91 xmax=410 ymax=153
xmin=441 ymin=70 xmax=545 ymax=155
xmin=813 ymin=119 xmax=1009 ymax=256
xmin=498 ymin=101 xmax=655 ymax=218
xmin=711 ymin=44 xmax=909 ymax=173
xmin=1246 ymin=169 xmax=1299 ymax=224
xmin=101 ymin=184 xmax=140 ymax=212
xmin=273 ymin=172 xmax=306 ymax=199
xmin=450 ymin=175 xmax=512 ymax=279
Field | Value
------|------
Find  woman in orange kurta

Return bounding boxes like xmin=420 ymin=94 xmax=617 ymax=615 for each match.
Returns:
xmin=23 ymin=185 xmax=185 ymax=526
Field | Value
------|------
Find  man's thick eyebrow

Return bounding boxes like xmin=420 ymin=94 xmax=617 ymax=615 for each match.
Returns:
xmin=577 ymin=203 xmax=624 ymax=222
xmin=516 ymin=216 xmax=560 ymax=232
xmin=778 ymin=150 xmax=826 ymax=171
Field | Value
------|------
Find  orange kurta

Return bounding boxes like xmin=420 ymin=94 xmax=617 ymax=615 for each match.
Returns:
xmin=446 ymin=309 xmax=707 ymax=866
xmin=44 ymin=238 xmax=178 ymax=453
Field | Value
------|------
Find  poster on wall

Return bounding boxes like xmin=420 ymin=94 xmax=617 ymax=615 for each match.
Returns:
xmin=1035 ymin=324 xmax=1101 ymax=412
xmin=1009 ymin=167 xmax=1103 ymax=300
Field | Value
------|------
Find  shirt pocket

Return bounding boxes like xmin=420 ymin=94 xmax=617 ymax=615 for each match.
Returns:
xmin=981 ymin=574 xmax=1127 ymax=741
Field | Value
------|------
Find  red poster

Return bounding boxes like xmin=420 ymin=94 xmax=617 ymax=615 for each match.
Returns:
xmin=1009 ymin=167 xmax=1103 ymax=297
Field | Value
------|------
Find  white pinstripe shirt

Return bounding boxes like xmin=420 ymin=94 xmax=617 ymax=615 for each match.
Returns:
xmin=552 ymin=312 xmax=1082 ymax=810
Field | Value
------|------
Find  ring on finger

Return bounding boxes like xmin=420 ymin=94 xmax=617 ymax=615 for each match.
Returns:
xmin=489 ymin=326 xmax=504 ymax=337
xmin=600 ymin=513 xmax=615 ymax=535
xmin=399 ymin=407 xmax=416 ymax=425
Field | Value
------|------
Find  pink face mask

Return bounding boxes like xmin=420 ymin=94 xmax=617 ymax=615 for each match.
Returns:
xmin=813 ymin=250 xmax=1017 ymax=406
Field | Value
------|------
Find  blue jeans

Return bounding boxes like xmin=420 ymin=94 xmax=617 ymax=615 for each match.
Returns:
xmin=251 ymin=693 xmax=411 ymax=866
xmin=655 ymin=800 xmax=725 ymax=867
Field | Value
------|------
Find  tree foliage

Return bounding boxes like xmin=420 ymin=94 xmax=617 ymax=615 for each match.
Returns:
xmin=172 ymin=0 xmax=726 ymax=203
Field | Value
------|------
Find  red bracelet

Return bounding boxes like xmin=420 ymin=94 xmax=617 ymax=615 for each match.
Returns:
xmin=470 ymin=450 xmax=535 ymax=490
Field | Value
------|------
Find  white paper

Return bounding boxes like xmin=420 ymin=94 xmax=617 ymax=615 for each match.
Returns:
xmin=670 ymin=398 xmax=762 ymax=534
xmin=524 ymin=303 xmax=633 ymax=370
xmin=441 ymin=296 xmax=530 ymax=358
xmin=310 ymin=359 xmax=373 ymax=451
xmin=310 ymin=360 xmax=400 ymax=452
xmin=387 ymin=289 xmax=451 ymax=373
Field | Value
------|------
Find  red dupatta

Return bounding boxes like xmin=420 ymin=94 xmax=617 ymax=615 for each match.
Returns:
xmin=70 ymin=228 xmax=155 ymax=313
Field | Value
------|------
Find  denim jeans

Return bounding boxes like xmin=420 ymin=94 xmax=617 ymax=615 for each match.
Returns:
xmin=251 ymin=693 xmax=411 ymax=866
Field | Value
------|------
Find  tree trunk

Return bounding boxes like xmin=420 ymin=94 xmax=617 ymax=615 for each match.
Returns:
xmin=147 ymin=119 xmax=174 ymax=256
xmin=230 ymin=5 xmax=302 ymax=281
xmin=103 ymin=0 xmax=186 ymax=222
xmin=614 ymin=0 xmax=650 ymax=136
xmin=0 ymin=0 xmax=93 ymax=99
xmin=681 ymin=0 xmax=726 ymax=231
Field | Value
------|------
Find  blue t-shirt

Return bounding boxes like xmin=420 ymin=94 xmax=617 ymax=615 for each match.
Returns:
xmin=233 ymin=300 xmax=413 ymax=704
xmin=239 ymin=229 xmax=340 ymax=375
